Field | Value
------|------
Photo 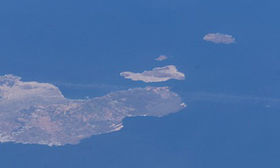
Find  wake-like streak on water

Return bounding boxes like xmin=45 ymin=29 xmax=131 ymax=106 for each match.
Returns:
xmin=183 ymin=92 xmax=280 ymax=109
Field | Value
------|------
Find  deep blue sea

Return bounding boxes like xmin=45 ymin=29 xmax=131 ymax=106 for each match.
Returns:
xmin=1 ymin=0 xmax=280 ymax=167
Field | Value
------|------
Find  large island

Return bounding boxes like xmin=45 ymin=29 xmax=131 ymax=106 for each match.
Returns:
xmin=0 ymin=75 xmax=185 ymax=146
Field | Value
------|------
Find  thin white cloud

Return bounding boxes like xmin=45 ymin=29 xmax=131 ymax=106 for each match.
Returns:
xmin=155 ymin=55 xmax=168 ymax=61
xmin=120 ymin=65 xmax=185 ymax=83
xmin=0 ymin=74 xmax=185 ymax=146
xmin=203 ymin=33 xmax=235 ymax=44
xmin=52 ymin=81 xmax=123 ymax=90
